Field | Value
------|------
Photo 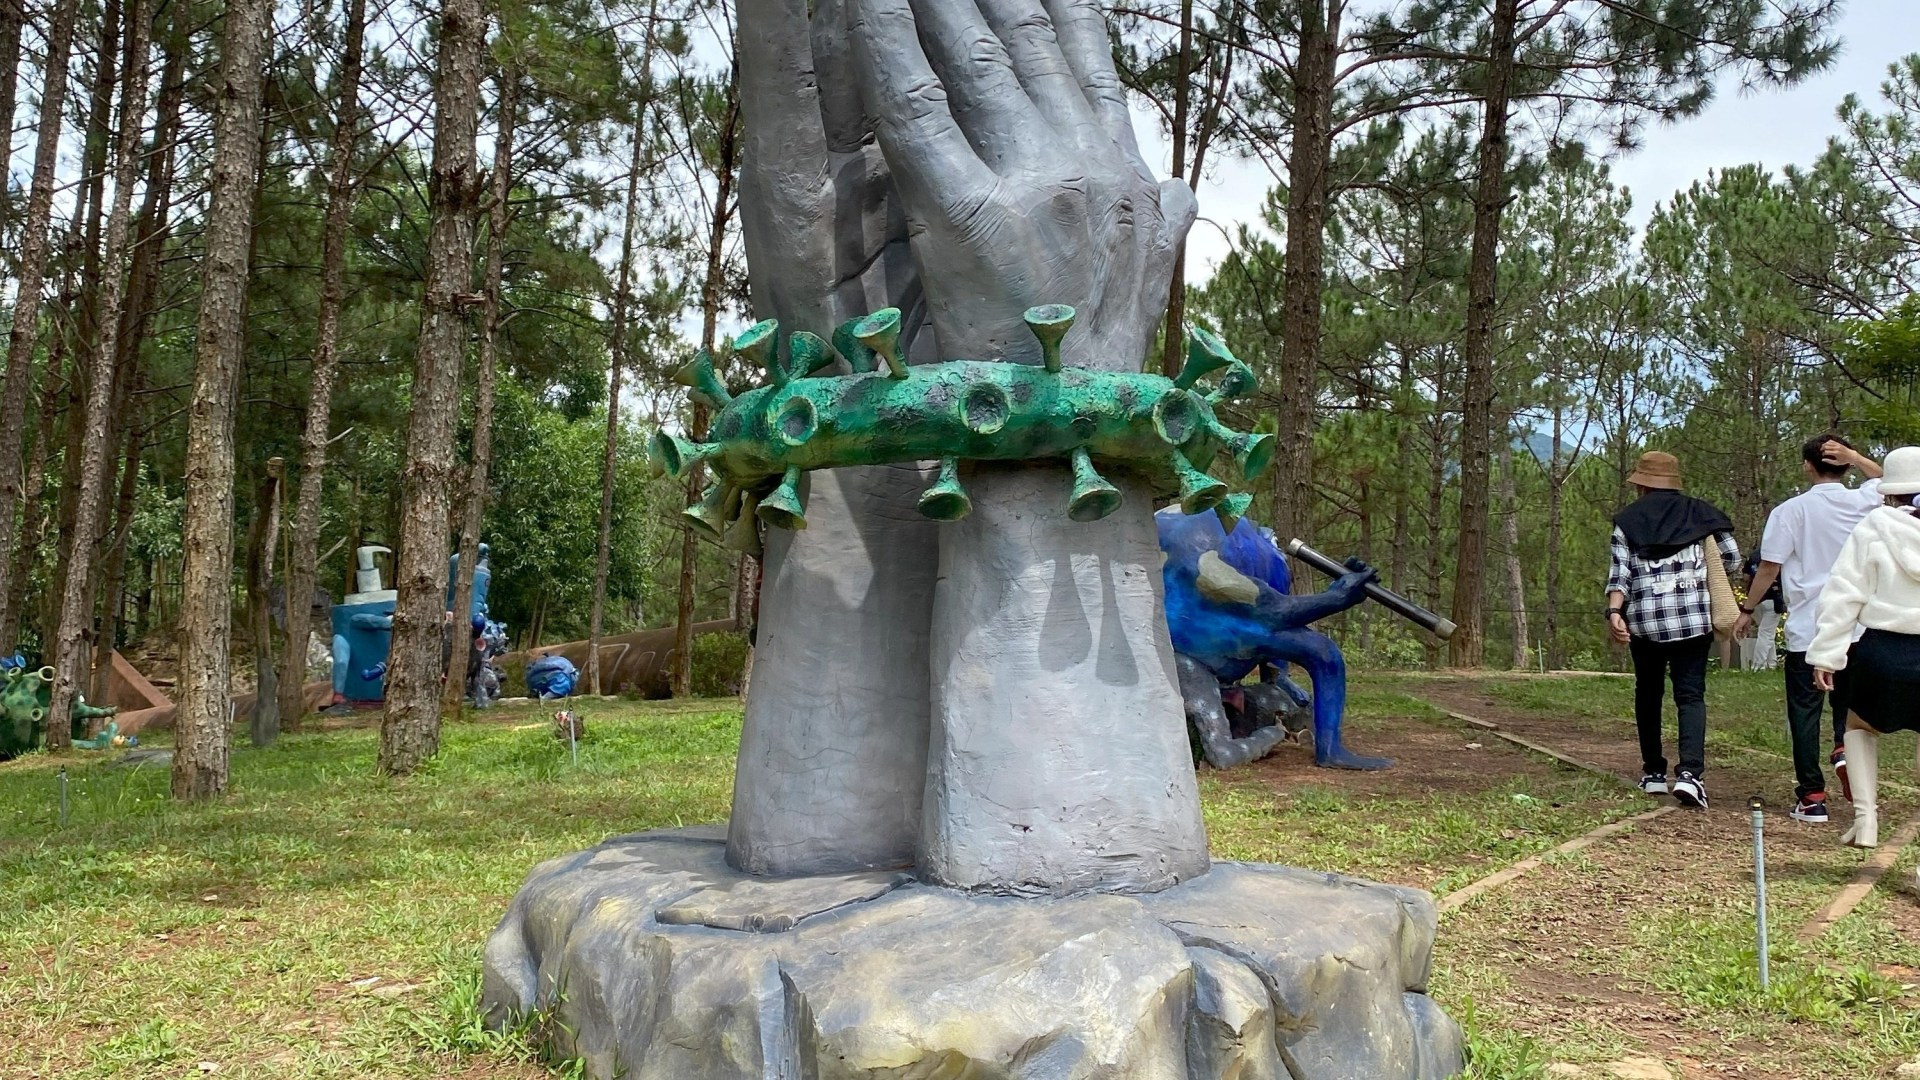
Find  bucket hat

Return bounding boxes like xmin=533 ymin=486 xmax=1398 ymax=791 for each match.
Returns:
xmin=1880 ymin=446 xmax=1920 ymax=496
xmin=1627 ymin=451 xmax=1683 ymax=491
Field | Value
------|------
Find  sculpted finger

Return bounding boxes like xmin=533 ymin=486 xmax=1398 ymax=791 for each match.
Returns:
xmin=810 ymin=0 xmax=868 ymax=153
xmin=975 ymin=0 xmax=1098 ymax=141
xmin=1044 ymin=0 xmax=1145 ymax=161
xmin=908 ymin=0 xmax=1050 ymax=169
xmin=847 ymin=0 xmax=994 ymax=205
xmin=738 ymin=0 xmax=828 ymax=163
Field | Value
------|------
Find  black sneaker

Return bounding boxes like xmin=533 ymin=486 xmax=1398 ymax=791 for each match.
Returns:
xmin=1790 ymin=792 xmax=1830 ymax=823
xmin=1672 ymin=772 xmax=1708 ymax=809
xmin=1832 ymin=744 xmax=1850 ymax=802
xmin=1638 ymin=773 xmax=1669 ymax=795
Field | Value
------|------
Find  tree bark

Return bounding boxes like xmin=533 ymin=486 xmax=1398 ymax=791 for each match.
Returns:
xmin=1544 ymin=397 xmax=1565 ymax=669
xmin=0 ymin=0 xmax=82 ymax=645
xmin=73 ymin=0 xmax=123 ymax=354
xmin=279 ymin=0 xmax=367 ymax=724
xmin=1158 ymin=0 xmax=1193 ymax=378
xmin=246 ymin=460 xmax=283 ymax=745
xmin=1275 ymin=0 xmax=1339 ymax=575
xmin=671 ymin=75 xmax=739 ymax=700
xmin=1498 ymin=428 xmax=1527 ymax=670
xmin=0 ymin=0 xmax=24 ymax=239
xmin=2 ymin=370 xmax=61 ymax=651
xmin=588 ymin=18 xmax=657 ymax=697
xmin=46 ymin=0 xmax=150 ymax=743
xmin=378 ymin=0 xmax=487 ymax=775
xmin=1447 ymin=0 xmax=1519 ymax=668
xmin=173 ymin=0 xmax=272 ymax=800
xmin=92 ymin=424 xmax=140 ymax=701
xmin=444 ymin=65 xmax=517 ymax=713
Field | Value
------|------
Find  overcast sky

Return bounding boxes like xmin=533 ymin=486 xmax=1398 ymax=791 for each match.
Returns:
xmin=1141 ymin=0 xmax=1920 ymax=280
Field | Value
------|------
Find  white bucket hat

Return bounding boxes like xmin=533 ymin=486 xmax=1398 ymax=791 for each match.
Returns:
xmin=1881 ymin=445 xmax=1920 ymax=496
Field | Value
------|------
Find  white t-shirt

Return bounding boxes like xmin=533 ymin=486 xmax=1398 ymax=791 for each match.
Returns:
xmin=1758 ymin=479 xmax=1882 ymax=652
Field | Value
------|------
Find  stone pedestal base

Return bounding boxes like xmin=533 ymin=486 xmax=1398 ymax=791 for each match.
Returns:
xmin=482 ymin=827 xmax=1463 ymax=1079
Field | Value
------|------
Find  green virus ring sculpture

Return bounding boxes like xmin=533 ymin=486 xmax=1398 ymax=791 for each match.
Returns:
xmin=648 ymin=304 xmax=1273 ymax=548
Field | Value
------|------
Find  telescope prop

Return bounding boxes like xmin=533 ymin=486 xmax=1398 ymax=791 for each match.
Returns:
xmin=1284 ymin=538 xmax=1458 ymax=641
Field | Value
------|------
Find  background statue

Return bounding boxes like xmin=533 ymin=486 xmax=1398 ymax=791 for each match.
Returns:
xmin=0 ymin=664 xmax=119 ymax=759
xmin=1157 ymin=508 xmax=1390 ymax=770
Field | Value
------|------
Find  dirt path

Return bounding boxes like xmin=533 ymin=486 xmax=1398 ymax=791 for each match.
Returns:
xmin=1400 ymin=676 xmax=1920 ymax=1079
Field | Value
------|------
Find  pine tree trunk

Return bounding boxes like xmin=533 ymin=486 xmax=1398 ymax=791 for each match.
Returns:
xmin=588 ymin=20 xmax=657 ymax=697
xmin=0 ymin=0 xmax=24 ymax=237
xmin=46 ymin=0 xmax=151 ymax=742
xmin=1499 ymin=431 xmax=1527 ymax=670
xmin=0 ymin=0 xmax=82 ymax=644
xmin=2 ymin=372 xmax=60 ymax=651
xmin=1448 ymin=0 xmax=1519 ymax=668
xmin=1275 ymin=0 xmax=1338 ymax=576
xmin=1544 ymin=405 xmax=1565 ymax=670
xmin=378 ymin=0 xmax=486 ymax=775
xmin=173 ymin=0 xmax=271 ymax=800
xmin=444 ymin=66 xmax=516 ymax=713
xmin=279 ymin=0 xmax=366 ymax=724
xmin=671 ymin=78 xmax=738 ymax=700
xmin=1389 ymin=346 xmax=1413 ymax=594
xmin=1158 ymin=0 xmax=1193 ymax=378
xmin=246 ymin=460 xmax=283 ymax=745
xmin=92 ymin=426 xmax=140 ymax=701
xmin=73 ymin=0 xmax=122 ymax=352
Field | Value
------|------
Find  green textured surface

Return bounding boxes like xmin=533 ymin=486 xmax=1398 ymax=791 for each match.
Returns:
xmin=650 ymin=305 xmax=1271 ymax=544
xmin=0 ymin=666 xmax=119 ymax=758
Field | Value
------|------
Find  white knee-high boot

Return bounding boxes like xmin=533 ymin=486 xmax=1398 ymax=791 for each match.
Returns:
xmin=1841 ymin=727 xmax=1879 ymax=848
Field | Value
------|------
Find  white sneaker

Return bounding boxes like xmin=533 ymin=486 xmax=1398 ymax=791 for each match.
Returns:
xmin=1672 ymin=772 xmax=1708 ymax=809
xmin=1639 ymin=773 xmax=1669 ymax=795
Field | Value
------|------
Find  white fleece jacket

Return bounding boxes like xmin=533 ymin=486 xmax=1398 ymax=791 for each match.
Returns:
xmin=1807 ymin=505 xmax=1920 ymax=671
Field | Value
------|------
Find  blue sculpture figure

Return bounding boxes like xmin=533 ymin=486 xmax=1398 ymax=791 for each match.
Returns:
xmin=327 ymin=543 xmax=493 ymax=712
xmin=328 ymin=545 xmax=396 ymax=710
xmin=1156 ymin=507 xmax=1391 ymax=771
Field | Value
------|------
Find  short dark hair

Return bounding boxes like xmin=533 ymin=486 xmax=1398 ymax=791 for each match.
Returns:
xmin=1804 ymin=434 xmax=1853 ymax=477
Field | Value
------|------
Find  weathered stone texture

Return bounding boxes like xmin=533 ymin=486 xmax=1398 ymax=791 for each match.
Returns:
xmin=484 ymin=828 xmax=1463 ymax=1080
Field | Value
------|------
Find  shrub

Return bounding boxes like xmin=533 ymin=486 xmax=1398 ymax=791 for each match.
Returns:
xmin=689 ymin=631 xmax=749 ymax=698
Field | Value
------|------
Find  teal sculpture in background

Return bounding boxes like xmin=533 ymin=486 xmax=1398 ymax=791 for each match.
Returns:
xmin=649 ymin=305 xmax=1273 ymax=550
xmin=0 ymin=664 xmax=120 ymax=758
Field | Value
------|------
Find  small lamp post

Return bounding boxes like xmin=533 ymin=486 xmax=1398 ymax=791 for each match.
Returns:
xmin=1748 ymin=794 xmax=1770 ymax=990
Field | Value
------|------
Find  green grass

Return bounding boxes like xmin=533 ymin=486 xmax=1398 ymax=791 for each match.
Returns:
xmin=3 ymin=678 xmax=1913 ymax=1078
xmin=0 ymin=699 xmax=740 ymax=1079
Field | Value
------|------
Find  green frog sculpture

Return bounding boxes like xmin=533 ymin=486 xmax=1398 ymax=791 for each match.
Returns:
xmin=0 ymin=664 xmax=120 ymax=758
xmin=648 ymin=304 xmax=1272 ymax=551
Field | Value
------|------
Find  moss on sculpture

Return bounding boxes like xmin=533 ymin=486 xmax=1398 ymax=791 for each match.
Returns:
xmin=0 ymin=665 xmax=120 ymax=758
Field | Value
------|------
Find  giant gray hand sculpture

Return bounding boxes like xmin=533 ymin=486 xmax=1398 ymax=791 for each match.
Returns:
xmin=731 ymin=0 xmax=1206 ymax=894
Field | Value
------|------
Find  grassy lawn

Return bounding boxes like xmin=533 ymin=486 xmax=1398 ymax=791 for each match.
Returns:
xmin=2 ymin=676 xmax=1915 ymax=1078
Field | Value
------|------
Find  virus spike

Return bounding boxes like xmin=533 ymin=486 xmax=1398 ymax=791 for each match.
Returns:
xmin=786 ymin=331 xmax=834 ymax=381
xmin=852 ymin=307 xmax=907 ymax=379
xmin=683 ymin=481 xmax=740 ymax=540
xmin=1067 ymin=447 xmax=1122 ymax=522
xmin=1023 ymin=304 xmax=1076 ymax=373
xmin=724 ymin=492 xmax=763 ymax=557
xmin=648 ymin=431 xmax=719 ymax=478
xmin=1173 ymin=324 xmax=1233 ymax=390
xmin=756 ymin=466 xmax=809 ymax=530
xmin=1171 ymin=450 xmax=1228 ymax=515
xmin=918 ymin=457 xmax=972 ymax=521
xmin=1206 ymin=420 xmax=1274 ymax=482
xmin=1205 ymin=361 xmax=1257 ymax=404
xmin=732 ymin=319 xmax=780 ymax=385
xmin=672 ymin=348 xmax=733 ymax=409
xmin=832 ymin=318 xmax=878 ymax=374
xmin=1214 ymin=492 xmax=1254 ymax=530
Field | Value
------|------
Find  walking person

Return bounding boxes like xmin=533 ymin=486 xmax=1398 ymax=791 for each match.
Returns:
xmin=1808 ymin=446 xmax=1920 ymax=854
xmin=1735 ymin=436 xmax=1883 ymax=823
xmin=1606 ymin=451 xmax=1742 ymax=809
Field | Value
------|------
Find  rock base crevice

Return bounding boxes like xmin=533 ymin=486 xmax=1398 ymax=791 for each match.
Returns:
xmin=482 ymin=826 xmax=1463 ymax=1080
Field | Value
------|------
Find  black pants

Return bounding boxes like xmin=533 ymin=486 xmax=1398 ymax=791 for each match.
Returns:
xmin=1629 ymin=633 xmax=1710 ymax=777
xmin=1783 ymin=651 xmax=1849 ymax=800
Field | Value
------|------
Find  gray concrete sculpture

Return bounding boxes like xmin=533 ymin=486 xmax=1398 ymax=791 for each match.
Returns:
xmin=484 ymin=0 xmax=1465 ymax=1072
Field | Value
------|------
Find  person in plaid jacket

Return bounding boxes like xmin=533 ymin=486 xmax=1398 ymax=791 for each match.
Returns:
xmin=1606 ymin=451 xmax=1742 ymax=809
